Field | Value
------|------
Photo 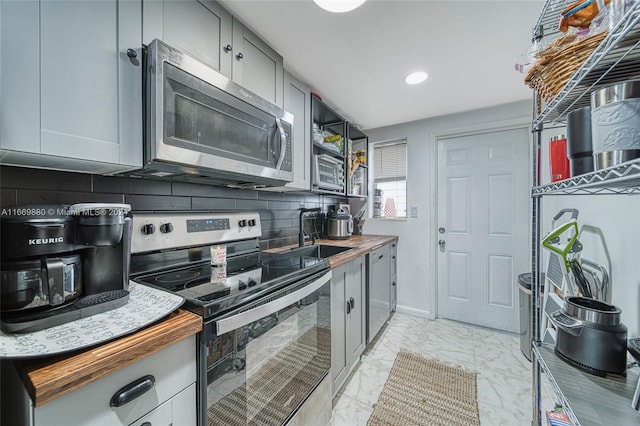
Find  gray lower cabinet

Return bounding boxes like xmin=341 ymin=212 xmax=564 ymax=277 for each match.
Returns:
xmin=0 ymin=0 xmax=142 ymax=174
xmin=331 ymin=256 xmax=366 ymax=396
xmin=142 ymin=0 xmax=232 ymax=76
xmin=2 ymin=336 xmax=196 ymax=426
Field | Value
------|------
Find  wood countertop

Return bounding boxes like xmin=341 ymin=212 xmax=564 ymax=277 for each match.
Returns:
xmin=17 ymin=309 xmax=202 ymax=407
xmin=273 ymin=234 xmax=398 ymax=268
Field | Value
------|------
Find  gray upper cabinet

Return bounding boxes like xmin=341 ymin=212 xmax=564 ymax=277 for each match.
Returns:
xmin=261 ymin=71 xmax=311 ymax=192
xmin=0 ymin=0 xmax=142 ymax=174
xmin=142 ymin=0 xmax=232 ymax=76
xmin=142 ymin=1 xmax=283 ymax=108
xmin=230 ymin=17 xmax=284 ymax=108
xmin=282 ymin=72 xmax=311 ymax=190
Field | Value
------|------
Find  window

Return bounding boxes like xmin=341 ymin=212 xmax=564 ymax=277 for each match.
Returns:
xmin=372 ymin=140 xmax=407 ymax=219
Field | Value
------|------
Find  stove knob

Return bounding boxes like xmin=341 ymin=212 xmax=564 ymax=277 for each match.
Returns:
xmin=238 ymin=281 xmax=247 ymax=290
xmin=159 ymin=223 xmax=173 ymax=234
xmin=141 ymin=223 xmax=155 ymax=235
xmin=247 ymin=279 xmax=257 ymax=287
xmin=248 ymin=219 xmax=256 ymax=227
xmin=238 ymin=219 xmax=247 ymax=228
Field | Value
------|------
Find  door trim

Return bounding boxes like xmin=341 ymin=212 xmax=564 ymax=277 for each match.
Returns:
xmin=428 ymin=116 xmax=531 ymax=321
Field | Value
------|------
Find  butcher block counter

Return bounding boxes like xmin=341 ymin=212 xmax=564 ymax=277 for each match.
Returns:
xmin=10 ymin=309 xmax=202 ymax=407
xmin=274 ymin=234 xmax=398 ymax=269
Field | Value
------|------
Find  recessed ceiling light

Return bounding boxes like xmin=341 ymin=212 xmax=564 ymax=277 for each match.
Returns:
xmin=313 ymin=0 xmax=367 ymax=13
xmin=404 ymin=71 xmax=428 ymax=85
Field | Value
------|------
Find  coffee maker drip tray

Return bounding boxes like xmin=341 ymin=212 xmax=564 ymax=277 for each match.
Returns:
xmin=0 ymin=290 xmax=130 ymax=334
xmin=0 ymin=282 xmax=184 ymax=358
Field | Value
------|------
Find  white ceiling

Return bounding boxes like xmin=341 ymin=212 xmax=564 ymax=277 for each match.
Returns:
xmin=220 ymin=0 xmax=544 ymax=130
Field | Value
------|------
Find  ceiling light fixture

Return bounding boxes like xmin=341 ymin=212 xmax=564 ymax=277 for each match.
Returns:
xmin=404 ymin=71 xmax=428 ymax=85
xmin=312 ymin=0 xmax=367 ymax=13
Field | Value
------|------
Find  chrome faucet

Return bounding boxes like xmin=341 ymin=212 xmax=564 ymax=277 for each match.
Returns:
xmin=298 ymin=207 xmax=321 ymax=247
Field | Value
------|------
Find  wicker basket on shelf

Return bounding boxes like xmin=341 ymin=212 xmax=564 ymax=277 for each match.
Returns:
xmin=525 ymin=31 xmax=608 ymax=104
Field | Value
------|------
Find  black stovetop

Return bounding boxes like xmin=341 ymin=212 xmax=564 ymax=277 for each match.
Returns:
xmin=133 ymin=249 xmax=329 ymax=319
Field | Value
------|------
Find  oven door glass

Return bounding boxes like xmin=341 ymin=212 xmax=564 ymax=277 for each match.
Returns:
xmin=203 ymin=273 xmax=331 ymax=425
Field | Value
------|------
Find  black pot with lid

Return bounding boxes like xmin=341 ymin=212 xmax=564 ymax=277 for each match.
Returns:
xmin=549 ymin=296 xmax=627 ymax=376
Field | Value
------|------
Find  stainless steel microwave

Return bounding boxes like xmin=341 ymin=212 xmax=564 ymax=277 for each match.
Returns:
xmin=135 ymin=39 xmax=294 ymax=188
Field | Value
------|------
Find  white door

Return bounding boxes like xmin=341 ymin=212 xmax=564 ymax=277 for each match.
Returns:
xmin=437 ymin=127 xmax=529 ymax=332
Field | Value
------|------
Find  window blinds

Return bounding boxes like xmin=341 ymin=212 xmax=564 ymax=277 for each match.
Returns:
xmin=374 ymin=141 xmax=407 ymax=183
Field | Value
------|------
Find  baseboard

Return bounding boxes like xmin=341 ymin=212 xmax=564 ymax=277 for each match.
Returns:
xmin=395 ymin=305 xmax=432 ymax=319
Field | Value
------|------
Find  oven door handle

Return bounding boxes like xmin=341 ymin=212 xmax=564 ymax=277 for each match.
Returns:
xmin=216 ymin=270 xmax=331 ymax=335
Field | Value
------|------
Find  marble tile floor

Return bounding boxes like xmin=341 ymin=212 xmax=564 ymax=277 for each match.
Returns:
xmin=330 ymin=312 xmax=555 ymax=425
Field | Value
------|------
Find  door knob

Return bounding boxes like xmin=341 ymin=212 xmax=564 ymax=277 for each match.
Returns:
xmin=438 ymin=239 xmax=446 ymax=249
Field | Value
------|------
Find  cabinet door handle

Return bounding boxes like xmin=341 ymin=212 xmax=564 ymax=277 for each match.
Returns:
xmin=236 ymin=52 xmax=244 ymax=60
xmin=126 ymin=48 xmax=140 ymax=66
xmin=346 ymin=300 xmax=351 ymax=314
xmin=392 ymin=281 xmax=396 ymax=286
xmin=223 ymin=44 xmax=232 ymax=52
xmin=110 ymin=375 xmax=155 ymax=407
xmin=140 ymin=423 xmax=151 ymax=426
xmin=378 ymin=254 xmax=384 ymax=260
xmin=349 ymin=297 xmax=355 ymax=309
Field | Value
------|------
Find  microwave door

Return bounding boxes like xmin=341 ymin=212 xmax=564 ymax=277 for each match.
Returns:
xmin=146 ymin=40 xmax=293 ymax=185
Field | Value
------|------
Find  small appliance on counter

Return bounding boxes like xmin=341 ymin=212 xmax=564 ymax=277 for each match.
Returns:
xmin=326 ymin=208 xmax=353 ymax=240
xmin=548 ymin=296 xmax=627 ymax=377
xmin=0 ymin=203 xmax=133 ymax=333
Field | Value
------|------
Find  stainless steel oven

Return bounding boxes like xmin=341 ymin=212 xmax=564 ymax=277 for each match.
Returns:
xmin=130 ymin=212 xmax=332 ymax=426
xmin=137 ymin=39 xmax=294 ymax=188
xmin=204 ymin=270 xmax=331 ymax=425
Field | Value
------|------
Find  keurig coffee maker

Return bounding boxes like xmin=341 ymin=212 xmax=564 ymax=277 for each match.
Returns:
xmin=0 ymin=203 xmax=133 ymax=333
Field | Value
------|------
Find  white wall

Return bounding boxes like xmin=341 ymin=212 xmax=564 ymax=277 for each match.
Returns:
xmin=363 ymin=100 xmax=640 ymax=339
xmin=363 ymin=100 xmax=533 ymax=320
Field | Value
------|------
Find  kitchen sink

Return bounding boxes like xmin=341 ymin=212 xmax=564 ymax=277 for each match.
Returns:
xmin=287 ymin=244 xmax=353 ymax=259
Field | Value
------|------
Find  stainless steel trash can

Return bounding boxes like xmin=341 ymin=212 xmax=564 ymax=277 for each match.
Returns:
xmin=517 ymin=273 xmax=544 ymax=362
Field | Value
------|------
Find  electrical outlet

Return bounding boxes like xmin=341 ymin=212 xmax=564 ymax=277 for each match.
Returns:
xmin=410 ymin=206 xmax=418 ymax=218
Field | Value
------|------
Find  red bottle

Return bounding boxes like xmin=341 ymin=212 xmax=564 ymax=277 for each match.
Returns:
xmin=549 ymin=135 xmax=570 ymax=182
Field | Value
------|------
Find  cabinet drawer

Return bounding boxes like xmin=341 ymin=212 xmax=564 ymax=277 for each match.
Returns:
xmin=33 ymin=336 xmax=196 ymax=426
xmin=129 ymin=383 xmax=196 ymax=426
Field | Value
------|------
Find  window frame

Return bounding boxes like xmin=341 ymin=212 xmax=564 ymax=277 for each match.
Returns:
xmin=370 ymin=139 xmax=408 ymax=220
